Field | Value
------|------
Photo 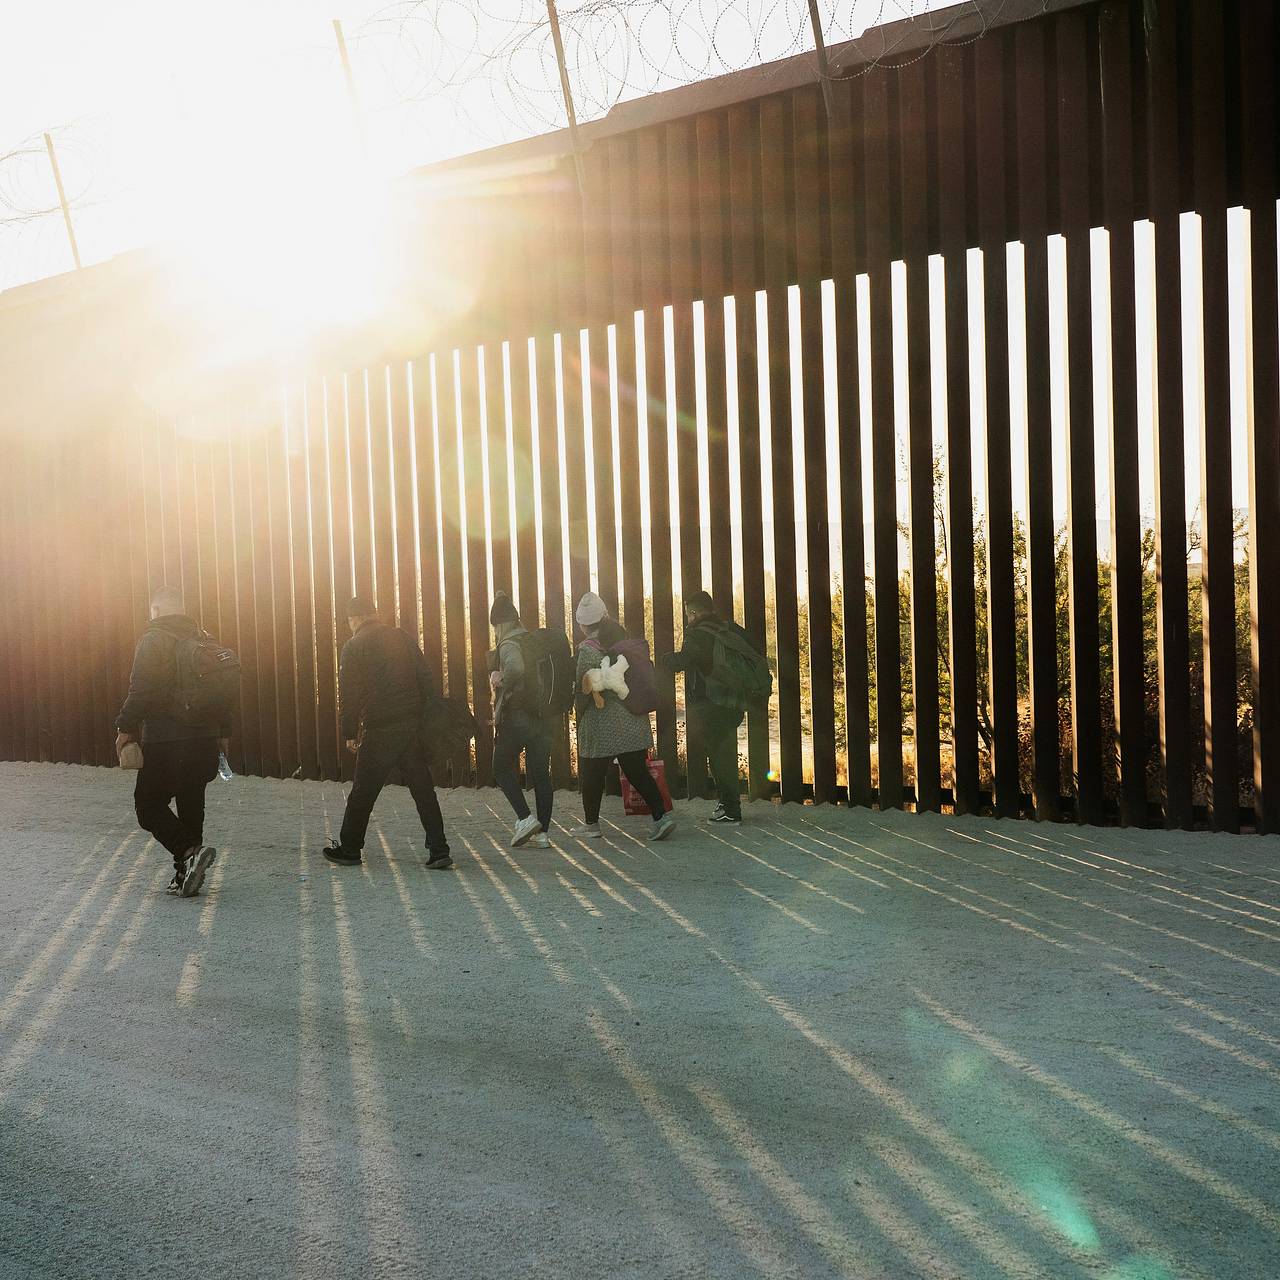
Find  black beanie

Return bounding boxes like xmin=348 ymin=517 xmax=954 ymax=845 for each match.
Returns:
xmin=489 ymin=593 xmax=520 ymax=626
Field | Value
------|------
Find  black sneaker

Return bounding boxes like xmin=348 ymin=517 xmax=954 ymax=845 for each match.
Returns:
xmin=425 ymin=850 xmax=454 ymax=870
xmin=166 ymin=870 xmax=184 ymax=896
xmin=181 ymin=846 xmax=216 ymax=897
xmin=708 ymin=811 xmax=741 ymax=825
xmin=323 ymin=844 xmax=361 ymax=866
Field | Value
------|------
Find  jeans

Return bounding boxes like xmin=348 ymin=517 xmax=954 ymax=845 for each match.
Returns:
xmin=340 ymin=723 xmax=449 ymax=855
xmin=492 ymin=710 xmax=554 ymax=831
xmin=688 ymin=704 xmax=744 ymax=817
xmin=580 ymin=752 xmax=667 ymax=823
xmin=134 ymin=737 xmax=219 ymax=868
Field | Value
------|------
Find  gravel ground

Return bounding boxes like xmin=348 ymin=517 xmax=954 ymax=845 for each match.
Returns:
xmin=2 ymin=761 xmax=1279 ymax=1279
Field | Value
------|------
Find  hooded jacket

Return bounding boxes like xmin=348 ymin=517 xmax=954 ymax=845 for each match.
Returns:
xmin=339 ymin=620 xmax=435 ymax=740
xmin=116 ymin=615 xmax=230 ymax=743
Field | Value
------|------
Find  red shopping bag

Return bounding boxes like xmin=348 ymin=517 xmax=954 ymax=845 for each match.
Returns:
xmin=620 ymin=755 xmax=672 ymax=816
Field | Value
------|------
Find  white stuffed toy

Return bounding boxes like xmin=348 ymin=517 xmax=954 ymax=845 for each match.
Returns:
xmin=582 ymin=653 xmax=630 ymax=708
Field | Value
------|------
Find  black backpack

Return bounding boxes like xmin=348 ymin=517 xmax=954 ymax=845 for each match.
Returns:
xmin=509 ymin=628 xmax=575 ymax=718
xmin=702 ymin=620 xmax=772 ymax=711
xmin=171 ymin=632 xmax=241 ymax=727
xmin=422 ymin=694 xmax=478 ymax=774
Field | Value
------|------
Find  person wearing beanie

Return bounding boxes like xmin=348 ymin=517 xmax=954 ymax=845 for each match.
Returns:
xmin=574 ymin=591 xmax=607 ymax=629
xmin=572 ymin=596 xmax=676 ymax=842
xmin=659 ymin=590 xmax=758 ymax=824
xmin=322 ymin=595 xmax=453 ymax=869
xmin=488 ymin=593 xmax=555 ymax=849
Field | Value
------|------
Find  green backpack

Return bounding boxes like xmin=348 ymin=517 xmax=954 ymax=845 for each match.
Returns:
xmin=703 ymin=621 xmax=772 ymax=710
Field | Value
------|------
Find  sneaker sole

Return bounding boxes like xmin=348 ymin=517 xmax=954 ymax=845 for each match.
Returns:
xmin=181 ymin=847 xmax=216 ymax=897
xmin=650 ymin=820 xmax=678 ymax=841
xmin=511 ymin=826 xmax=539 ymax=848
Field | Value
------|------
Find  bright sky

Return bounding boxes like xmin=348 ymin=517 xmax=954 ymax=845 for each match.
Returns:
xmin=0 ymin=0 xmax=913 ymax=292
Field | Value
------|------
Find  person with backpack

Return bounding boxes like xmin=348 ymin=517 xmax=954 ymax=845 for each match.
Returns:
xmin=489 ymin=592 xmax=570 ymax=849
xmin=114 ymin=585 xmax=235 ymax=897
xmin=572 ymin=592 xmax=677 ymax=841
xmin=660 ymin=590 xmax=771 ymax=825
xmin=323 ymin=597 xmax=453 ymax=870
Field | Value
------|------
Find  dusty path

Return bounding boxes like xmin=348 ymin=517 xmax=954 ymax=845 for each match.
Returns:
xmin=2 ymin=761 xmax=1279 ymax=1279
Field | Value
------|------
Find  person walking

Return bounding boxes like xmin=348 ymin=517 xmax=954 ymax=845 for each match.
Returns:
xmin=572 ymin=592 xmax=676 ymax=841
xmin=489 ymin=593 xmax=557 ymax=849
xmin=660 ymin=590 xmax=769 ymax=824
xmin=115 ymin=585 xmax=233 ymax=897
xmin=323 ymin=597 xmax=452 ymax=869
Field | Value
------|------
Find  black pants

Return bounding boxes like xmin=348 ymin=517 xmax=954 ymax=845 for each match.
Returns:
xmin=580 ymin=751 xmax=668 ymax=824
xmin=134 ymin=737 xmax=219 ymax=868
xmin=689 ymin=704 xmax=744 ymax=817
xmin=491 ymin=710 xmax=554 ymax=831
xmin=340 ymin=724 xmax=449 ymax=855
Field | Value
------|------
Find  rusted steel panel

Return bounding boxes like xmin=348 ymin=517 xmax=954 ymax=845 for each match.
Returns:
xmin=728 ymin=101 xmax=773 ymax=800
xmin=267 ymin=403 xmax=300 ymax=779
xmin=898 ymin=58 xmax=942 ymax=813
xmin=1241 ymin=0 xmax=1280 ymax=832
xmin=794 ymin=85 xmax=839 ymax=804
xmin=609 ymin=135 xmax=647 ymax=639
xmin=484 ymin=343 xmax=514 ymax=603
xmin=410 ymin=360 xmax=444 ymax=692
xmin=975 ymin=30 xmax=1022 ymax=818
xmin=666 ymin=118 xmax=705 ymax=793
xmin=582 ymin=142 xmax=620 ymax=620
xmin=307 ymin=380 xmax=340 ymax=781
xmin=232 ymin=422 xmax=266 ymax=777
xmin=389 ymin=362 xmax=419 ymax=638
xmin=935 ymin=43 xmax=979 ymax=815
xmin=1099 ymin=1 xmax=1148 ymax=826
xmin=636 ymin=125 xmax=678 ymax=774
xmin=695 ymin=114 xmax=735 ymax=622
xmin=760 ymin=92 xmax=805 ymax=803
xmin=1016 ymin=18 xmax=1063 ymax=821
xmin=436 ymin=352 xmax=472 ymax=783
xmin=368 ymin=368 xmax=397 ymax=618
xmin=347 ymin=370 xmax=376 ymax=604
xmin=1146 ymin=0 xmax=1192 ymax=828
xmin=863 ymin=69 xmax=904 ymax=810
xmin=1057 ymin=9 xmax=1105 ymax=824
xmin=459 ymin=348 xmax=495 ymax=785
xmin=1192 ymin=0 xmax=1239 ymax=832
xmin=287 ymin=392 xmax=319 ymax=781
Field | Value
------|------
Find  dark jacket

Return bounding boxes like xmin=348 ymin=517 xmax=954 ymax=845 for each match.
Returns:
xmin=116 ymin=615 xmax=229 ymax=743
xmin=660 ymin=615 xmax=755 ymax=706
xmin=490 ymin=622 xmax=529 ymax=726
xmin=339 ymin=621 xmax=434 ymax=740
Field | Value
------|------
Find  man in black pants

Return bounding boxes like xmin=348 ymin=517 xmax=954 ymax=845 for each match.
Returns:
xmin=115 ymin=585 xmax=226 ymax=897
xmin=323 ymin=597 xmax=452 ymax=869
xmin=660 ymin=590 xmax=754 ymax=825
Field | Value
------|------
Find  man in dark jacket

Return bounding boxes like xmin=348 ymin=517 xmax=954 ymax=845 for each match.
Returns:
xmin=115 ymin=585 xmax=227 ymax=896
xmin=323 ymin=597 xmax=452 ymax=869
xmin=660 ymin=590 xmax=752 ymax=824
xmin=488 ymin=592 xmax=554 ymax=848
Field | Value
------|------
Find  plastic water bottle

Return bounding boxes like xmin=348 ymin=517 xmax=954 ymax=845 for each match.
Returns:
xmin=217 ymin=752 xmax=234 ymax=782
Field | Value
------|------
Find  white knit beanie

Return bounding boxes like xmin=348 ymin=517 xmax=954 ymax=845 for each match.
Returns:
xmin=575 ymin=591 xmax=608 ymax=627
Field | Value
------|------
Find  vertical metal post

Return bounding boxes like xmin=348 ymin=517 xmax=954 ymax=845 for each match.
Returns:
xmin=43 ymin=133 xmax=81 ymax=272
xmin=806 ymin=0 xmax=842 ymax=126
xmin=547 ymin=1 xmax=588 ymax=197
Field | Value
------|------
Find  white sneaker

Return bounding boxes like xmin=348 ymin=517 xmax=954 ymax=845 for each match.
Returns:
xmin=572 ymin=821 xmax=602 ymax=840
xmin=511 ymin=815 xmax=541 ymax=848
xmin=528 ymin=832 xmax=551 ymax=850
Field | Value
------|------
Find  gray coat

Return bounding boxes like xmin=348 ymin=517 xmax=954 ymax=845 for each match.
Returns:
xmin=575 ymin=643 xmax=653 ymax=759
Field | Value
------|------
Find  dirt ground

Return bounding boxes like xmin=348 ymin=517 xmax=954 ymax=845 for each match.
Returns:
xmin=2 ymin=761 xmax=1279 ymax=1279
